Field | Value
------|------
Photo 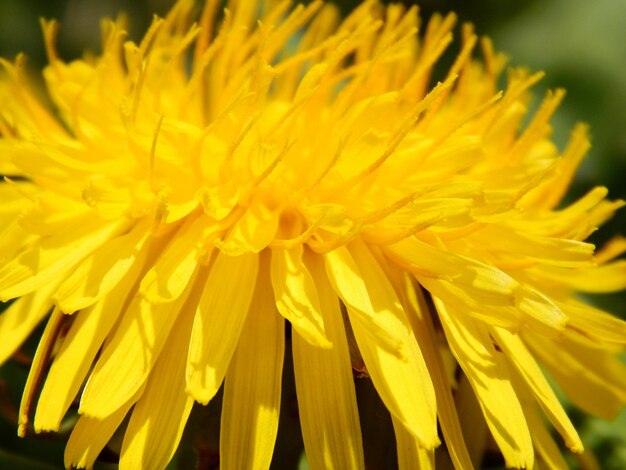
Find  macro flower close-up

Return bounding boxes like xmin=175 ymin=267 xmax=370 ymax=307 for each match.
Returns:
xmin=1 ymin=0 xmax=625 ymax=468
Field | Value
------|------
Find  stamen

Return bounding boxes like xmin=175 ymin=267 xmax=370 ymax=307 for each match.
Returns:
xmin=332 ymin=75 xmax=456 ymax=195
xmin=139 ymin=16 xmax=165 ymax=56
xmin=149 ymin=115 xmax=165 ymax=191
xmin=194 ymin=0 xmax=221 ymax=64
xmin=264 ymin=2 xmax=324 ymax=60
xmin=307 ymin=221 xmax=362 ymax=253
xmin=357 ymin=190 xmax=426 ymax=225
xmin=129 ymin=50 xmax=150 ymax=125
xmin=271 ymin=216 xmax=323 ymax=249
xmin=364 ymin=213 xmax=444 ymax=245
xmin=40 ymin=19 xmax=60 ymax=71
xmin=224 ymin=114 xmax=260 ymax=162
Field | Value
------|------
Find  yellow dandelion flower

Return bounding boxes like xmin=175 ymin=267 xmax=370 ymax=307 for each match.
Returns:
xmin=1 ymin=0 xmax=625 ymax=468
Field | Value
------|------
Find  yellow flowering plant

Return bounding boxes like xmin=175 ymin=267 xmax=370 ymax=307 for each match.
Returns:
xmin=0 ymin=0 xmax=625 ymax=468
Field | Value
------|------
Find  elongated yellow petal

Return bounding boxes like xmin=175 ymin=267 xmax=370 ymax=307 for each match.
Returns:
xmin=418 ymin=277 xmax=521 ymax=330
xmin=492 ymin=327 xmax=583 ymax=452
xmin=186 ymin=251 xmax=258 ymax=404
xmin=0 ymin=181 xmax=33 ymax=218
xmin=561 ymin=299 xmax=626 ymax=347
xmin=336 ymin=240 xmax=439 ymax=449
xmin=119 ymin=270 xmax=208 ymax=470
xmin=220 ymin=253 xmax=285 ymax=470
xmin=526 ymin=406 xmax=569 ymax=470
xmin=216 ymin=202 xmax=280 ymax=255
xmin=65 ymin=387 xmax=143 ymax=470
xmin=392 ymin=416 xmax=434 ymax=470
xmin=271 ymin=245 xmax=330 ymax=348
xmin=35 ymin=254 xmax=144 ymax=432
xmin=390 ymin=235 xmax=569 ymax=334
xmin=55 ymin=222 xmax=148 ymax=312
xmin=526 ymin=333 xmax=626 ymax=419
xmin=0 ymin=218 xmax=124 ymax=301
xmin=324 ymin=245 xmax=403 ymax=355
xmin=477 ymin=225 xmax=595 ymax=267
xmin=0 ymin=141 xmax=23 ymax=175
xmin=0 ymin=282 xmax=55 ymax=365
xmin=79 ymin=269 xmax=197 ymax=419
xmin=389 ymin=271 xmax=473 ymax=470
xmin=390 ymin=235 xmax=567 ymax=335
xmin=510 ymin=373 xmax=570 ymax=470
xmin=533 ymin=261 xmax=626 ymax=293
xmin=292 ymin=252 xmax=364 ymax=470
xmin=454 ymin=373 xmax=489 ymax=468
xmin=419 ymin=274 xmax=567 ymax=338
xmin=436 ymin=298 xmax=534 ymax=468
xmin=139 ymin=217 xmax=208 ymax=303
xmin=0 ymin=220 xmax=30 ymax=261
xmin=18 ymin=308 xmax=65 ymax=437
xmin=386 ymin=237 xmax=518 ymax=302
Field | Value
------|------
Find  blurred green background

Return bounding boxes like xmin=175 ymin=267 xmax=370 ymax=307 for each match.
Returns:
xmin=0 ymin=0 xmax=625 ymax=468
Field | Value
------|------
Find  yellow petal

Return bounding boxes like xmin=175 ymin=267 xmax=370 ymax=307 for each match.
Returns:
xmin=338 ymin=240 xmax=439 ymax=448
xmin=521 ymin=122 xmax=590 ymax=211
xmin=0 ymin=221 xmax=30 ymax=261
xmin=55 ymin=221 xmax=148 ymax=313
xmin=79 ymin=269 xmax=197 ymax=419
xmin=510 ymin=377 xmax=571 ymax=470
xmin=385 ymin=237 xmax=518 ymax=303
xmin=119 ymin=270 xmax=208 ymax=470
xmin=478 ymin=225 xmax=595 ymax=267
xmin=0 ymin=141 xmax=23 ymax=176
xmin=418 ymin=277 xmax=521 ymax=329
xmin=561 ymin=299 xmax=626 ymax=347
xmin=65 ymin=387 xmax=143 ymax=470
xmin=0 ymin=181 xmax=34 ymax=219
xmin=526 ymin=406 xmax=570 ymax=470
xmin=595 ymin=235 xmax=626 ymax=264
xmin=324 ymin=245 xmax=403 ymax=354
xmin=392 ymin=416 xmax=434 ymax=470
xmin=389 ymin=272 xmax=473 ymax=470
xmin=513 ymin=286 xmax=568 ymax=334
xmin=17 ymin=308 xmax=64 ymax=437
xmin=454 ymin=373 xmax=490 ymax=468
xmin=511 ymin=374 xmax=582 ymax=470
xmin=270 ymin=245 xmax=330 ymax=348
xmin=216 ymin=202 xmax=279 ymax=255
xmin=35 ymin=254 xmax=144 ymax=432
xmin=436 ymin=298 xmax=534 ymax=468
xmin=533 ymin=261 xmax=626 ymax=293
xmin=186 ymin=251 xmax=258 ymax=404
xmin=0 ymin=281 xmax=55 ymax=365
xmin=0 ymin=218 xmax=124 ymax=301
xmin=525 ymin=332 xmax=626 ymax=420
xmin=386 ymin=237 xmax=569 ymax=333
xmin=19 ymin=197 xmax=96 ymax=236
xmin=492 ymin=327 xmax=582 ymax=452
xmin=292 ymin=252 xmax=364 ymax=470
xmin=139 ymin=217 xmax=208 ymax=303
xmin=418 ymin=274 xmax=567 ymax=337
xmin=220 ymin=253 xmax=285 ymax=470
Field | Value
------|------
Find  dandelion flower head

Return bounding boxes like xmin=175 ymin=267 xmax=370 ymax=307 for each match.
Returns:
xmin=1 ymin=0 xmax=626 ymax=468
